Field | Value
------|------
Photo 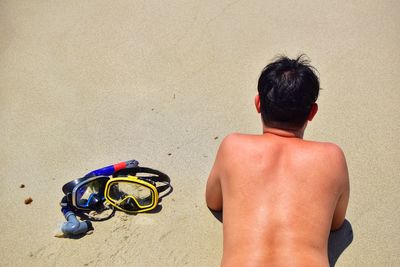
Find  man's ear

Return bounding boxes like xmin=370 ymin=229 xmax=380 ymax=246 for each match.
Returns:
xmin=254 ymin=94 xmax=261 ymax=113
xmin=307 ymin=103 xmax=318 ymax=121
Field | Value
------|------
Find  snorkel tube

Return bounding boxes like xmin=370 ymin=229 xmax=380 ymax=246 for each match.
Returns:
xmin=83 ymin=160 xmax=139 ymax=178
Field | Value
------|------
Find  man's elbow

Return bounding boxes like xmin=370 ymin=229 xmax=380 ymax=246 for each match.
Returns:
xmin=331 ymin=216 xmax=345 ymax=231
xmin=207 ymin=206 xmax=222 ymax=212
xmin=205 ymin=193 xmax=223 ymax=211
xmin=207 ymin=203 xmax=222 ymax=212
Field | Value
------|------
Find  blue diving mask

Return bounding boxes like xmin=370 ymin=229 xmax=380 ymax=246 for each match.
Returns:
xmin=62 ymin=176 xmax=110 ymax=211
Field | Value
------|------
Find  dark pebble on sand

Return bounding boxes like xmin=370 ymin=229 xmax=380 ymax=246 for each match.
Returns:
xmin=24 ymin=197 xmax=33 ymax=205
xmin=214 ymin=136 xmax=219 ymax=140
xmin=20 ymin=184 xmax=25 ymax=188
xmin=167 ymin=153 xmax=172 ymax=156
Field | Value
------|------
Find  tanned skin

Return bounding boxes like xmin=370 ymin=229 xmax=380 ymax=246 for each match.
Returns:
xmin=206 ymin=96 xmax=349 ymax=267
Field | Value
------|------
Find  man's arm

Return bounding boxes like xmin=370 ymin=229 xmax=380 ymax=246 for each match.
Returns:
xmin=206 ymin=155 xmax=223 ymax=211
xmin=331 ymin=146 xmax=350 ymax=230
xmin=206 ymin=136 xmax=232 ymax=211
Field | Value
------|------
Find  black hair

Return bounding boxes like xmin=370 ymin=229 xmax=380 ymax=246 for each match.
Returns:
xmin=257 ymin=55 xmax=320 ymax=130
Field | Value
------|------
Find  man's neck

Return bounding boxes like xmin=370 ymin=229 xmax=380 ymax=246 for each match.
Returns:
xmin=262 ymin=126 xmax=305 ymax=139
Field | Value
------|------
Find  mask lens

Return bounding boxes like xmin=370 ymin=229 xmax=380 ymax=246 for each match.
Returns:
xmin=107 ymin=181 xmax=154 ymax=211
xmin=76 ymin=179 xmax=107 ymax=208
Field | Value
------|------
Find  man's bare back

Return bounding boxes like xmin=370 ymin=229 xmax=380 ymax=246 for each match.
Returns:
xmin=206 ymin=55 xmax=350 ymax=266
xmin=206 ymin=130 xmax=349 ymax=266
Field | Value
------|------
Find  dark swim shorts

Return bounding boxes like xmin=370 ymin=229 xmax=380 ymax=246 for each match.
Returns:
xmin=328 ymin=219 xmax=353 ymax=267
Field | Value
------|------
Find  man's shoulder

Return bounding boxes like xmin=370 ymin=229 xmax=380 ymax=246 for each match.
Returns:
xmin=304 ymin=141 xmax=348 ymax=175
xmin=219 ymin=132 xmax=258 ymax=149
xmin=305 ymin=141 xmax=346 ymax=158
xmin=215 ymin=133 xmax=256 ymax=160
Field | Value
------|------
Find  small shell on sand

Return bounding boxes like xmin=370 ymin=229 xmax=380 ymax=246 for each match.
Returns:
xmin=24 ymin=197 xmax=33 ymax=205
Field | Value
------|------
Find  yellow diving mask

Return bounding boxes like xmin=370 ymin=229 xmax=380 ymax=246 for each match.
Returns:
xmin=105 ymin=167 xmax=171 ymax=213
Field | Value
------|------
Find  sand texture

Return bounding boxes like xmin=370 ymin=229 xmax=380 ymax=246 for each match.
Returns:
xmin=1 ymin=1 xmax=399 ymax=266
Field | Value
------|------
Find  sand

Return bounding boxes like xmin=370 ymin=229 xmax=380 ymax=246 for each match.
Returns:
xmin=1 ymin=1 xmax=399 ymax=266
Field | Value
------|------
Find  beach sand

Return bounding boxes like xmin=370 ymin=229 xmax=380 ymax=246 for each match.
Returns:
xmin=1 ymin=1 xmax=399 ymax=266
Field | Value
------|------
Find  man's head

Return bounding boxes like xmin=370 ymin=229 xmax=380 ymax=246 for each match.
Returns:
xmin=256 ymin=55 xmax=320 ymax=130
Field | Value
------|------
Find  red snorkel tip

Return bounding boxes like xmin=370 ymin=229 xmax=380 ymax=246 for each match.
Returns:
xmin=113 ymin=161 xmax=127 ymax=171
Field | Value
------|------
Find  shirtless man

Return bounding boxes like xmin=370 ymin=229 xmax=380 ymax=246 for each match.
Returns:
xmin=206 ymin=56 xmax=350 ymax=266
